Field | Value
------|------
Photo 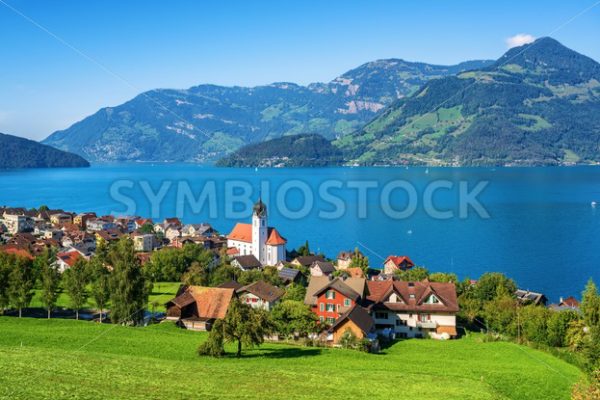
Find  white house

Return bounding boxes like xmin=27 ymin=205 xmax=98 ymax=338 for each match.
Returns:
xmin=132 ymin=233 xmax=154 ymax=252
xmin=367 ymin=280 xmax=459 ymax=339
xmin=236 ymin=280 xmax=284 ymax=311
xmin=226 ymin=199 xmax=286 ymax=266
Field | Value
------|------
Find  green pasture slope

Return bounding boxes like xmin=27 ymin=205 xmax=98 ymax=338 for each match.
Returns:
xmin=0 ymin=318 xmax=581 ymax=400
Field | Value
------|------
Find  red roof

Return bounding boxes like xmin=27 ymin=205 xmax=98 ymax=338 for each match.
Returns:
xmin=228 ymin=223 xmax=252 ymax=243
xmin=226 ymin=247 xmax=240 ymax=256
xmin=266 ymin=228 xmax=286 ymax=245
xmin=227 ymin=223 xmax=286 ymax=246
xmin=560 ymin=296 xmax=579 ymax=308
xmin=384 ymin=255 xmax=415 ymax=269
xmin=0 ymin=246 xmax=34 ymax=260
xmin=57 ymin=251 xmax=83 ymax=268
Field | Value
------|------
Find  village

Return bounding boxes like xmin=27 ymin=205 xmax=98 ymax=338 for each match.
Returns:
xmin=0 ymin=198 xmax=588 ymax=351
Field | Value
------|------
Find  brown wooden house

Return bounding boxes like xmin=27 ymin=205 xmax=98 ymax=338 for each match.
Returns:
xmin=165 ymin=286 xmax=235 ymax=331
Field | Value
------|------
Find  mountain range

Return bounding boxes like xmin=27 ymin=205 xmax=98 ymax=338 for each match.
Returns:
xmin=42 ymin=59 xmax=493 ymax=162
xmin=0 ymin=132 xmax=89 ymax=169
xmin=337 ymin=37 xmax=600 ymax=166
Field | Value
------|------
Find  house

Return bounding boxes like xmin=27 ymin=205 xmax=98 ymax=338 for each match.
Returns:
xmin=304 ymin=276 xmax=368 ymax=324
xmin=134 ymin=218 xmax=154 ymax=230
xmin=115 ymin=217 xmax=137 ymax=233
xmin=310 ymin=260 xmax=335 ymax=277
xmin=231 ymin=254 xmax=262 ymax=271
xmin=3 ymin=214 xmax=34 ymax=234
xmin=330 ymin=304 xmax=375 ymax=344
xmin=236 ymin=280 xmax=284 ymax=311
xmin=163 ymin=217 xmax=182 ymax=228
xmin=182 ymin=223 xmax=214 ymax=237
xmin=0 ymin=245 xmax=34 ymax=260
xmin=50 ymin=213 xmax=73 ymax=226
xmin=278 ymin=267 xmax=304 ymax=285
xmin=87 ymin=217 xmax=116 ymax=232
xmin=515 ymin=289 xmax=548 ymax=306
xmin=165 ymin=286 xmax=235 ymax=331
xmin=366 ymin=280 xmax=459 ymax=339
xmin=132 ymin=232 xmax=154 ymax=252
xmin=383 ymin=255 xmax=415 ymax=274
xmin=95 ymin=228 xmax=122 ymax=244
xmin=227 ymin=198 xmax=286 ymax=266
xmin=73 ymin=212 xmax=96 ymax=228
xmin=548 ymin=296 xmax=580 ymax=312
xmin=291 ymin=255 xmax=326 ymax=269
xmin=56 ymin=250 xmax=84 ymax=272
xmin=336 ymin=250 xmax=354 ymax=270
xmin=218 ymin=281 xmax=244 ymax=291
xmin=164 ymin=225 xmax=182 ymax=242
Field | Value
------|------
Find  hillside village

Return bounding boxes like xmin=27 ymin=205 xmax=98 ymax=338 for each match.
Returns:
xmin=0 ymin=198 xmax=590 ymax=352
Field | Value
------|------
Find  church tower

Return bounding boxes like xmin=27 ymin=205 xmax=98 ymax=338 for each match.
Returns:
xmin=252 ymin=198 xmax=268 ymax=264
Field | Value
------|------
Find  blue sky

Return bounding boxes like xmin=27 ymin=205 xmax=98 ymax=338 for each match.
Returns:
xmin=1 ymin=0 xmax=599 ymax=141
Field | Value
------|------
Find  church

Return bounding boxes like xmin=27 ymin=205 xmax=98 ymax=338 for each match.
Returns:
xmin=227 ymin=198 xmax=287 ymax=266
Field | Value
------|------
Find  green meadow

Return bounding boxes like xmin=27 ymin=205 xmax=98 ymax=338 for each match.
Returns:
xmin=0 ymin=317 xmax=582 ymax=400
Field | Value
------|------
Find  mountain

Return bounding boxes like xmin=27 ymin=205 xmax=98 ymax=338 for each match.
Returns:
xmin=337 ymin=38 xmax=600 ymax=166
xmin=216 ymin=134 xmax=343 ymax=167
xmin=42 ymin=59 xmax=493 ymax=162
xmin=0 ymin=132 xmax=89 ymax=169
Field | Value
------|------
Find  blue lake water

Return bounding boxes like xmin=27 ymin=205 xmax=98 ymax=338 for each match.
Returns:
xmin=1 ymin=163 xmax=599 ymax=302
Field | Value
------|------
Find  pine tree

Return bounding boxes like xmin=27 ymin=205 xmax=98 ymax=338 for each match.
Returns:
xmin=8 ymin=255 xmax=35 ymax=318
xmin=109 ymin=237 xmax=150 ymax=326
xmin=63 ymin=257 xmax=89 ymax=320
xmin=36 ymin=248 xmax=60 ymax=319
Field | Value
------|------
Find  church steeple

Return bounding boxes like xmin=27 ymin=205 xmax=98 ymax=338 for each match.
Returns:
xmin=252 ymin=196 xmax=268 ymax=264
xmin=253 ymin=196 xmax=267 ymax=218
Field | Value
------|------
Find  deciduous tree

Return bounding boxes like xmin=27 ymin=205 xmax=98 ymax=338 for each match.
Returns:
xmin=8 ymin=255 xmax=35 ymax=318
xmin=36 ymin=248 xmax=60 ymax=319
xmin=222 ymin=298 xmax=272 ymax=357
xmin=63 ymin=257 xmax=89 ymax=320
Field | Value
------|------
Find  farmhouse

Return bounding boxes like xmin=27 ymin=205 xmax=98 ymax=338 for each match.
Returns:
xmin=236 ymin=280 xmax=284 ymax=311
xmin=330 ymin=304 xmax=375 ymax=344
xmin=366 ymin=280 xmax=459 ymax=339
xmin=227 ymin=199 xmax=286 ymax=266
xmin=310 ymin=260 xmax=335 ymax=277
xmin=231 ymin=254 xmax=262 ymax=271
xmin=165 ymin=286 xmax=235 ymax=331
xmin=305 ymin=276 xmax=368 ymax=324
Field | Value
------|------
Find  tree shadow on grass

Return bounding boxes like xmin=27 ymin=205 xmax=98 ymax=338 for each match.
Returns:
xmin=234 ymin=347 xmax=322 ymax=359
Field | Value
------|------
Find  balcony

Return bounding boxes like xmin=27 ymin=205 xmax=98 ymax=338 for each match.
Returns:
xmin=416 ymin=320 xmax=438 ymax=329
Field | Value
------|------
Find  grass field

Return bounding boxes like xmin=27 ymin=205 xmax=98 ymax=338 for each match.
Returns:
xmin=29 ymin=282 xmax=181 ymax=313
xmin=0 ymin=317 xmax=582 ymax=400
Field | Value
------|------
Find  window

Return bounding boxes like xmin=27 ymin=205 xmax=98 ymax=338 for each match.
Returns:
xmin=319 ymin=316 xmax=324 ymax=322
xmin=396 ymin=319 xmax=407 ymax=326
xmin=326 ymin=317 xmax=335 ymax=325
xmin=326 ymin=290 xmax=336 ymax=300
xmin=320 ymin=303 xmax=324 ymax=312
xmin=326 ymin=304 xmax=335 ymax=312
xmin=409 ymin=294 xmax=415 ymax=299
xmin=375 ymin=312 xmax=388 ymax=319
xmin=336 ymin=304 xmax=340 ymax=312
xmin=425 ymin=295 xmax=440 ymax=304
xmin=344 ymin=299 xmax=351 ymax=307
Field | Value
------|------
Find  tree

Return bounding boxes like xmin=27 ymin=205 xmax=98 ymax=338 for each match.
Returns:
xmin=483 ymin=295 xmax=517 ymax=336
xmin=458 ymin=294 xmax=482 ymax=324
xmin=198 ymin=319 xmax=225 ymax=357
xmin=581 ymin=279 xmax=600 ymax=332
xmin=546 ymin=310 xmax=580 ymax=347
xmin=109 ymin=237 xmax=150 ymax=325
xmin=349 ymin=247 xmax=369 ymax=273
xmin=88 ymin=256 xmax=110 ymax=323
xmin=222 ymin=298 xmax=272 ymax=357
xmin=8 ymin=255 xmax=35 ymax=318
xmin=63 ymin=257 xmax=89 ymax=320
xmin=338 ymin=328 xmax=359 ymax=349
xmin=282 ymin=283 xmax=306 ymax=302
xmin=297 ymin=240 xmax=311 ymax=257
xmin=138 ymin=223 xmax=155 ymax=234
xmin=473 ymin=272 xmax=517 ymax=302
xmin=0 ymin=253 xmax=12 ymax=314
xmin=270 ymin=300 xmax=318 ymax=338
xmin=395 ymin=266 xmax=429 ymax=282
xmin=182 ymin=261 xmax=210 ymax=286
xmin=566 ymin=319 xmax=588 ymax=351
xmin=209 ymin=263 xmax=239 ymax=287
xmin=429 ymin=272 xmax=458 ymax=283
xmin=36 ymin=248 xmax=60 ymax=319
xmin=518 ymin=305 xmax=550 ymax=344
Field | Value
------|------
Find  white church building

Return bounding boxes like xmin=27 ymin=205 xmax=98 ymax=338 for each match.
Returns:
xmin=227 ymin=199 xmax=287 ymax=266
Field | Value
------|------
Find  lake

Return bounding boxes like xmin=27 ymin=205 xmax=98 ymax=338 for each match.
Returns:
xmin=1 ymin=163 xmax=599 ymax=301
